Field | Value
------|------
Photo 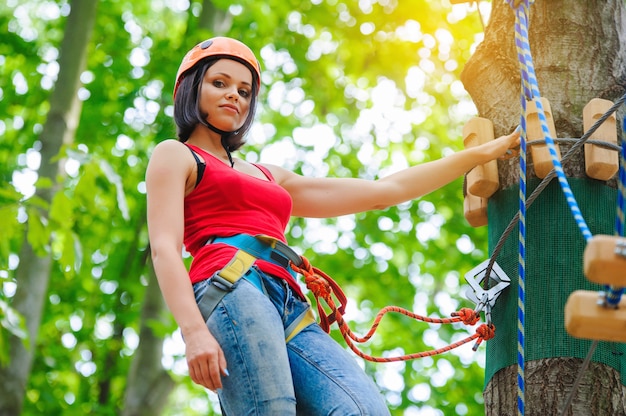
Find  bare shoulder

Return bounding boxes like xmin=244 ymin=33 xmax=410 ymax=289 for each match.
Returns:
xmin=151 ymin=138 xmax=189 ymax=157
xmin=258 ymin=163 xmax=320 ymax=197
xmin=148 ymin=139 xmax=194 ymax=166
xmin=258 ymin=163 xmax=296 ymax=184
xmin=146 ymin=139 xmax=195 ymax=180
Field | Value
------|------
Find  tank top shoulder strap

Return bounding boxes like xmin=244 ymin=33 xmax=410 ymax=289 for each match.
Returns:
xmin=252 ymin=163 xmax=275 ymax=182
xmin=183 ymin=143 xmax=206 ymax=187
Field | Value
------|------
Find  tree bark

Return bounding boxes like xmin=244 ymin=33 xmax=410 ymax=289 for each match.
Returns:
xmin=0 ymin=0 xmax=98 ymax=414
xmin=461 ymin=1 xmax=626 ymax=415
xmin=485 ymin=359 xmax=626 ymax=416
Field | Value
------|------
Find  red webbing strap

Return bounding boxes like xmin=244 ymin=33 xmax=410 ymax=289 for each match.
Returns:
xmin=291 ymin=255 xmax=496 ymax=362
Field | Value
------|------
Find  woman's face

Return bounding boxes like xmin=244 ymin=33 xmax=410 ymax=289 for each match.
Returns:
xmin=198 ymin=59 xmax=253 ymax=133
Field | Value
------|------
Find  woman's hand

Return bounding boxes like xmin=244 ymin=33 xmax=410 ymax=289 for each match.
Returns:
xmin=184 ymin=326 xmax=228 ymax=391
xmin=479 ymin=128 xmax=521 ymax=162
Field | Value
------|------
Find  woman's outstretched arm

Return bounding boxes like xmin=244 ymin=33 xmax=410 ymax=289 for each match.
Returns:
xmin=267 ymin=130 xmax=520 ymax=218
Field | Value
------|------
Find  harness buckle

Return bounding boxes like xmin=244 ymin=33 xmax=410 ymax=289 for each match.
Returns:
xmin=256 ymin=235 xmax=303 ymax=267
xmin=464 ymin=259 xmax=511 ymax=325
xmin=210 ymin=273 xmax=237 ymax=292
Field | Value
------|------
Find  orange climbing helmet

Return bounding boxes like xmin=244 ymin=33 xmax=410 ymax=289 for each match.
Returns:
xmin=173 ymin=37 xmax=261 ymax=98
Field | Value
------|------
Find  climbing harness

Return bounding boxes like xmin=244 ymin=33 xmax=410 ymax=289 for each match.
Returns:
xmin=196 ymin=234 xmax=316 ymax=342
xmin=198 ymin=233 xmax=499 ymax=362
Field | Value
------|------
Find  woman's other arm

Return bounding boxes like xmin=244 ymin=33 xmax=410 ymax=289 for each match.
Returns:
xmin=146 ymin=139 xmax=227 ymax=391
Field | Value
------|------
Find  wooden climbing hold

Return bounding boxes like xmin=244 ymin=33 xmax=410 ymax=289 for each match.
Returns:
xmin=464 ymin=192 xmax=488 ymax=227
xmin=565 ymin=290 xmax=626 ymax=343
xmin=526 ymin=97 xmax=560 ymax=178
xmin=463 ymin=117 xmax=499 ymax=198
xmin=583 ymin=98 xmax=619 ymax=181
xmin=583 ymin=235 xmax=626 ymax=286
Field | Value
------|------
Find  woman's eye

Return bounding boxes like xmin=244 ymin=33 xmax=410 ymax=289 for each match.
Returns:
xmin=213 ymin=80 xmax=225 ymax=87
xmin=239 ymin=89 xmax=250 ymax=98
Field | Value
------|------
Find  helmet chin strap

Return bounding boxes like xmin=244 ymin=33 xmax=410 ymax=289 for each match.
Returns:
xmin=220 ymin=134 xmax=235 ymax=168
xmin=201 ymin=119 xmax=236 ymax=167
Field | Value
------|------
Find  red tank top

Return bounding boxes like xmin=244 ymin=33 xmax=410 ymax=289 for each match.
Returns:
xmin=183 ymin=144 xmax=301 ymax=294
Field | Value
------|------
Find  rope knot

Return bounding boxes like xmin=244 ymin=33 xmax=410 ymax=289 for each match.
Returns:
xmin=291 ymin=255 xmax=348 ymax=333
xmin=306 ymin=274 xmax=332 ymax=298
xmin=471 ymin=323 xmax=495 ymax=352
xmin=292 ymin=256 xmax=332 ymax=298
xmin=476 ymin=323 xmax=495 ymax=342
xmin=292 ymin=256 xmax=312 ymax=275
xmin=453 ymin=308 xmax=480 ymax=326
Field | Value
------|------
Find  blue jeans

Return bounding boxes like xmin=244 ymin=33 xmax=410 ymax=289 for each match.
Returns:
xmin=193 ymin=267 xmax=390 ymax=415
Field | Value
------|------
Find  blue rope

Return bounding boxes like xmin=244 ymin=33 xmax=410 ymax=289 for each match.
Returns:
xmin=603 ymin=116 xmax=626 ymax=307
xmin=516 ymin=99 xmax=527 ymax=416
xmin=509 ymin=0 xmax=600 ymax=413
xmin=514 ymin=9 xmax=593 ymax=243
xmin=616 ymin=116 xmax=626 ymax=238
xmin=508 ymin=2 xmax=532 ymax=414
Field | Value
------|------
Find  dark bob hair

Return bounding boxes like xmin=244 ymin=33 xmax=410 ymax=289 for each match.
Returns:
xmin=173 ymin=57 xmax=259 ymax=151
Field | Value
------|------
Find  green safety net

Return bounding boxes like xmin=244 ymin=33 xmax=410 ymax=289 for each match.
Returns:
xmin=484 ymin=177 xmax=626 ymax=387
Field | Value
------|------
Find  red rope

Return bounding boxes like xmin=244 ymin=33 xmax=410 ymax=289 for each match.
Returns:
xmin=291 ymin=256 xmax=495 ymax=362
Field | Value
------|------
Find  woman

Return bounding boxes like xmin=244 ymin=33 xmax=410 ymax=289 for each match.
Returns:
xmin=146 ymin=37 xmax=520 ymax=415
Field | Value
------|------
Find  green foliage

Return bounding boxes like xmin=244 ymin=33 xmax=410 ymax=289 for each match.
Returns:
xmin=0 ymin=298 xmax=29 ymax=366
xmin=0 ymin=0 xmax=493 ymax=414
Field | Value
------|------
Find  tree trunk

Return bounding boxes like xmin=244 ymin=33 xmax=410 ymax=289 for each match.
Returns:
xmin=461 ymin=1 xmax=626 ymax=415
xmin=198 ymin=0 xmax=233 ymax=36
xmin=185 ymin=0 xmax=233 ymax=39
xmin=0 ymin=0 xmax=98 ymax=414
xmin=485 ymin=359 xmax=626 ymax=416
xmin=122 ymin=256 xmax=175 ymax=416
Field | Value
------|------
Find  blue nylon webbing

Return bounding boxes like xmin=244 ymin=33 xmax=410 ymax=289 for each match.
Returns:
xmin=210 ymin=234 xmax=298 ymax=279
